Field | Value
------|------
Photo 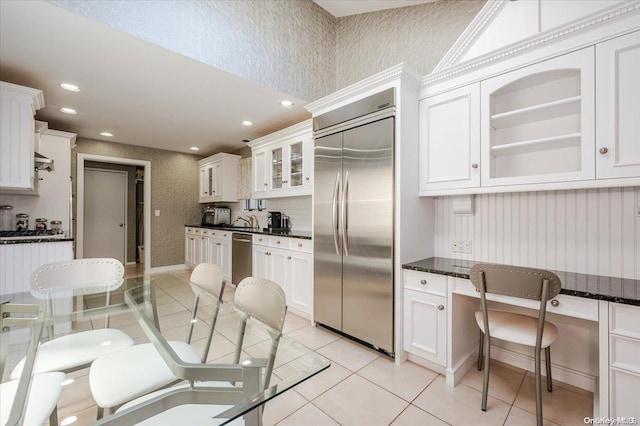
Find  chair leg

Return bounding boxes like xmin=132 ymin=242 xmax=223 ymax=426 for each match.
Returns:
xmin=535 ymin=349 xmax=543 ymax=426
xmin=481 ymin=334 xmax=490 ymax=411
xmin=545 ymin=346 xmax=553 ymax=392
xmin=49 ymin=406 xmax=59 ymax=426
xmin=477 ymin=331 xmax=484 ymax=371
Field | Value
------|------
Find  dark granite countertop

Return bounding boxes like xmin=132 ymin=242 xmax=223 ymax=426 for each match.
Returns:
xmin=0 ymin=237 xmax=74 ymax=245
xmin=185 ymin=224 xmax=312 ymax=240
xmin=403 ymin=257 xmax=640 ymax=306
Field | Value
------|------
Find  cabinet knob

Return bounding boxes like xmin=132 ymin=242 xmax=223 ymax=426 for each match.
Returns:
xmin=259 ymin=238 xmax=262 ymax=242
xmin=471 ymin=163 xmax=478 ymax=169
xmin=599 ymin=147 xmax=608 ymax=155
xmin=298 ymin=243 xmax=302 ymax=247
xmin=264 ymin=183 xmax=268 ymax=186
xmin=437 ymin=305 xmax=444 ymax=311
xmin=550 ymin=299 xmax=559 ymax=307
xmin=216 ymin=243 xmax=221 ymax=246
xmin=287 ymin=256 xmax=291 ymax=260
xmin=420 ymin=279 xmax=427 ymax=285
xmin=276 ymin=241 xmax=281 ymax=244
xmin=305 ymin=177 xmax=310 ymax=181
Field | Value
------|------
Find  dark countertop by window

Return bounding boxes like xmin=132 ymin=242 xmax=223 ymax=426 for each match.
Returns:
xmin=403 ymin=257 xmax=640 ymax=306
xmin=185 ymin=224 xmax=311 ymax=240
xmin=0 ymin=237 xmax=74 ymax=245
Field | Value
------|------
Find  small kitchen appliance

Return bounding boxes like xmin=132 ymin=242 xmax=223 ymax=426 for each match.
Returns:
xmin=16 ymin=213 xmax=29 ymax=232
xmin=202 ymin=206 xmax=231 ymax=227
xmin=267 ymin=211 xmax=282 ymax=230
xmin=0 ymin=205 xmax=13 ymax=231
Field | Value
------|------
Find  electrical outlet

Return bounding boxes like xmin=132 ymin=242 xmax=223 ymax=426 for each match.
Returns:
xmin=451 ymin=239 xmax=472 ymax=254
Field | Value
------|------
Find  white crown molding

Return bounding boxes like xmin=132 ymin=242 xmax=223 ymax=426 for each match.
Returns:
xmin=247 ymin=119 xmax=312 ymax=148
xmin=432 ymin=0 xmax=508 ymax=73
xmin=304 ymin=63 xmax=420 ymax=116
xmin=423 ymin=1 xmax=640 ymax=87
xmin=198 ymin=152 xmax=242 ymax=165
xmin=1 ymin=81 xmax=45 ymax=111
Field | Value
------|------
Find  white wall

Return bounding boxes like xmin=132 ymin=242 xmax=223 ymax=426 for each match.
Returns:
xmin=0 ymin=131 xmax=73 ymax=235
xmin=434 ymin=186 xmax=640 ymax=279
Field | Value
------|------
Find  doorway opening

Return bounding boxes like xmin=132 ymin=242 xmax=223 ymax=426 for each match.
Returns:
xmin=77 ymin=154 xmax=151 ymax=273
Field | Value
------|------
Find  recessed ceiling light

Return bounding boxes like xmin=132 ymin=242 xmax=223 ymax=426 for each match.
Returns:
xmin=190 ymin=147 xmax=199 ymax=151
xmin=100 ymin=132 xmax=114 ymax=137
xmin=280 ymin=100 xmax=294 ymax=107
xmin=60 ymin=83 xmax=80 ymax=92
xmin=60 ymin=107 xmax=77 ymax=115
xmin=241 ymin=120 xmax=253 ymax=126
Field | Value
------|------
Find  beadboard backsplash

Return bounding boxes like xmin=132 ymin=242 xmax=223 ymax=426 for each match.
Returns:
xmin=434 ymin=187 xmax=640 ymax=279
xmin=220 ymin=195 xmax=312 ymax=232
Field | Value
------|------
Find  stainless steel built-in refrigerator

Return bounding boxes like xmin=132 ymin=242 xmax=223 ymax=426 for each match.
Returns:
xmin=313 ymin=88 xmax=395 ymax=354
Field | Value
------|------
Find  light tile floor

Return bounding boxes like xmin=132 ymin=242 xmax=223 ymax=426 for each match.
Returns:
xmin=4 ymin=265 xmax=593 ymax=425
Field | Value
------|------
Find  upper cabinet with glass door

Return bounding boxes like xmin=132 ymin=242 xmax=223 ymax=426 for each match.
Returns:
xmin=198 ymin=153 xmax=241 ymax=203
xmin=250 ymin=120 xmax=313 ymax=199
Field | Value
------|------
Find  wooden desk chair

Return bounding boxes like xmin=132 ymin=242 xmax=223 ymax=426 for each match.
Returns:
xmin=89 ymin=263 xmax=225 ymax=419
xmin=469 ymin=263 xmax=561 ymax=426
xmin=10 ymin=258 xmax=134 ymax=380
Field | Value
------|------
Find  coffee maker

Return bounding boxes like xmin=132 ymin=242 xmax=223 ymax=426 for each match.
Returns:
xmin=267 ymin=211 xmax=282 ymax=230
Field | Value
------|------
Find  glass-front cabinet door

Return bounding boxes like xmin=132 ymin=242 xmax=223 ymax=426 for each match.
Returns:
xmin=289 ymin=141 xmax=304 ymax=188
xmin=271 ymin=147 xmax=283 ymax=189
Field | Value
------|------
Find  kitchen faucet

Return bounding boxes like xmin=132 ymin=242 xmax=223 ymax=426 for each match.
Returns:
xmin=235 ymin=215 xmax=258 ymax=230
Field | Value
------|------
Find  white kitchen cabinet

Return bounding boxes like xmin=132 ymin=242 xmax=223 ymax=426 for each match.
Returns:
xmin=419 ymin=83 xmax=480 ymax=192
xmin=252 ymin=235 xmax=312 ymax=316
xmin=403 ymin=270 xmax=447 ymax=366
xmin=609 ymin=302 xmax=640 ymax=418
xmin=0 ymin=82 xmax=44 ymax=190
xmin=208 ymin=229 xmax=231 ymax=282
xmin=249 ymin=120 xmax=312 ymax=199
xmin=198 ymin=153 xmax=240 ymax=203
xmin=185 ymin=227 xmax=196 ymax=266
xmin=596 ymin=30 xmax=640 ymax=180
xmin=480 ymin=47 xmax=595 ymax=187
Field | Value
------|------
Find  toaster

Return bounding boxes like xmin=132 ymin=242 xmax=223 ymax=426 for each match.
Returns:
xmin=202 ymin=207 xmax=231 ymax=226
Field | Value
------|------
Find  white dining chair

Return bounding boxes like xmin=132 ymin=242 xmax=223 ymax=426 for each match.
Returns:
xmin=469 ymin=263 xmax=561 ymax=426
xmin=112 ymin=276 xmax=288 ymax=424
xmin=89 ymin=263 xmax=226 ymax=419
xmin=1 ymin=372 xmax=65 ymax=426
xmin=10 ymin=258 xmax=134 ymax=380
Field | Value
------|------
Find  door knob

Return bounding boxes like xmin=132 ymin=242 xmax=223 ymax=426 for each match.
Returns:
xmin=119 ymin=223 xmax=124 ymax=228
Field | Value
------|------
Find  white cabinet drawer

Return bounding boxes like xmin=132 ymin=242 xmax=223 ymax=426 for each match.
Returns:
xmin=270 ymin=236 xmax=291 ymax=249
xmin=209 ymin=230 xmax=232 ymax=241
xmin=610 ymin=367 xmax=640 ymax=419
xmin=545 ymin=294 xmax=599 ymax=322
xmin=185 ymin=227 xmax=195 ymax=234
xmin=290 ymin=239 xmax=312 ymax=253
xmin=404 ymin=270 xmax=447 ymax=297
xmin=610 ymin=303 xmax=640 ymax=339
xmin=610 ymin=334 xmax=640 ymax=374
xmin=254 ymin=235 xmax=269 ymax=246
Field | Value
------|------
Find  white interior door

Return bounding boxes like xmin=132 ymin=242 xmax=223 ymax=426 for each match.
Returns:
xmin=84 ymin=168 xmax=127 ymax=263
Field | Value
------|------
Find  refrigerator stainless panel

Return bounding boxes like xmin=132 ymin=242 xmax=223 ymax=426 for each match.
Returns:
xmin=341 ymin=117 xmax=395 ymax=352
xmin=313 ymin=132 xmax=343 ymax=331
xmin=313 ymin=88 xmax=394 ymax=132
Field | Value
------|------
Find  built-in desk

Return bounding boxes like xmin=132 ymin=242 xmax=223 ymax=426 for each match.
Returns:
xmin=402 ymin=257 xmax=640 ymax=419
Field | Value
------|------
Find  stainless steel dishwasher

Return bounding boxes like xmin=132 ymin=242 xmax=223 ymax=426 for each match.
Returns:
xmin=232 ymin=233 xmax=252 ymax=284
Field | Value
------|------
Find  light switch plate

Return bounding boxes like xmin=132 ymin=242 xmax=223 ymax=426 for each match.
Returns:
xmin=155 ymin=210 xmax=160 ymax=217
xmin=451 ymin=239 xmax=472 ymax=254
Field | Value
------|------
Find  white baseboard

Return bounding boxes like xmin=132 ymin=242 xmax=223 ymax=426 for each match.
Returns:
xmin=490 ymin=346 xmax=596 ymax=392
xmin=146 ymin=264 xmax=191 ymax=274
xmin=446 ymin=347 xmax=478 ymax=387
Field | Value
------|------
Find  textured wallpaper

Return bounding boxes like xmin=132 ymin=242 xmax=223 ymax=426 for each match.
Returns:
xmin=336 ymin=0 xmax=485 ymax=88
xmin=48 ymin=0 xmax=337 ymax=101
xmin=72 ymin=139 xmax=202 ymax=268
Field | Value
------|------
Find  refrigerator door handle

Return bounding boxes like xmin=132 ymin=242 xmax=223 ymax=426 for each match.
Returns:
xmin=332 ymin=172 xmax=341 ymax=255
xmin=342 ymin=170 xmax=349 ymax=256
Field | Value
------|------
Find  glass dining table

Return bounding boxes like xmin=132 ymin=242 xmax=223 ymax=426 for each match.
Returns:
xmin=0 ymin=272 xmax=330 ymax=425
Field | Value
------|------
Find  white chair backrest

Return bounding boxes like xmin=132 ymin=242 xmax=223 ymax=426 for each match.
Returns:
xmin=190 ymin=263 xmax=224 ymax=299
xmin=234 ymin=277 xmax=287 ymax=333
xmin=31 ymin=258 xmax=125 ymax=298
